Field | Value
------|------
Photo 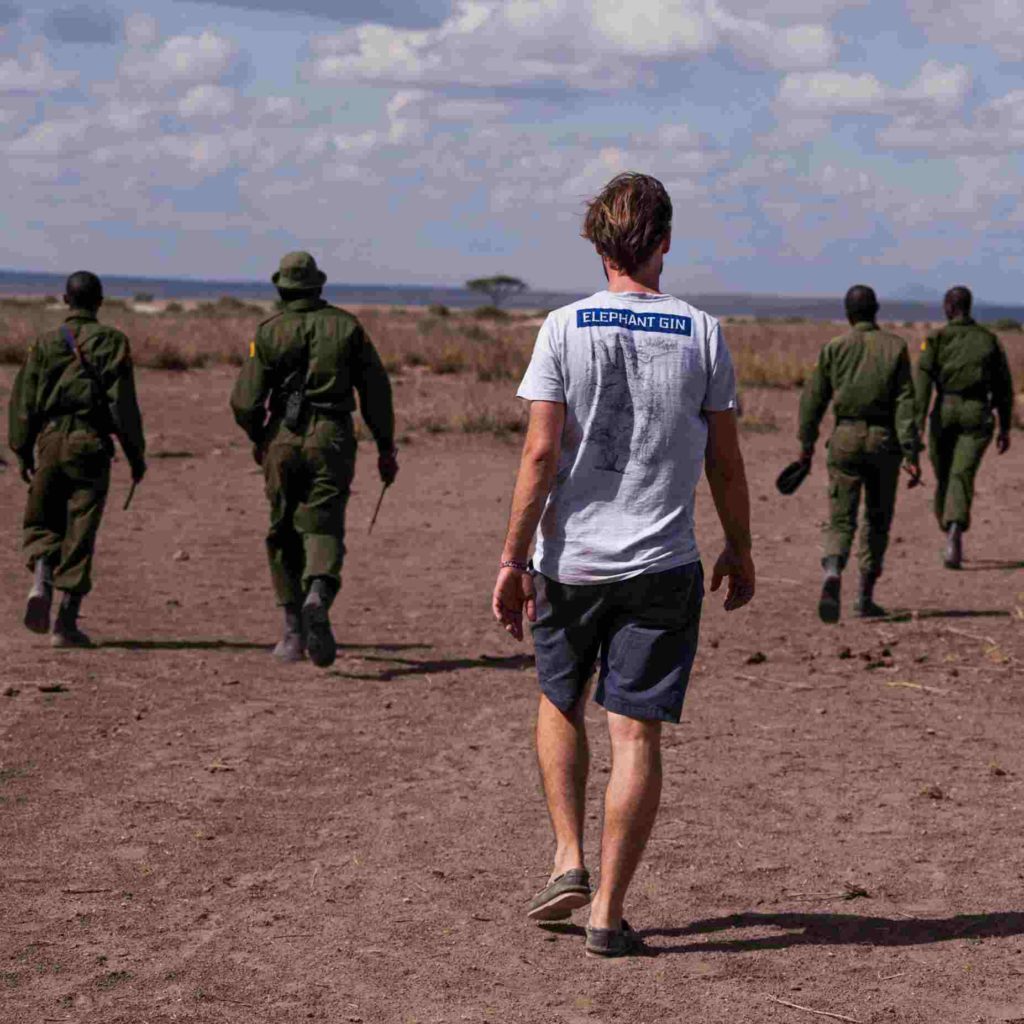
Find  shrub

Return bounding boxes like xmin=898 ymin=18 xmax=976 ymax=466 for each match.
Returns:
xmin=133 ymin=292 xmax=155 ymax=303
xmin=0 ymin=339 xmax=26 ymax=364
xmin=990 ymin=318 xmax=1023 ymax=332
xmin=430 ymin=346 xmax=466 ymax=375
xmin=427 ymin=304 xmax=450 ymax=317
xmin=164 ymin=302 xmax=184 ymax=314
xmin=472 ymin=305 xmax=509 ymax=320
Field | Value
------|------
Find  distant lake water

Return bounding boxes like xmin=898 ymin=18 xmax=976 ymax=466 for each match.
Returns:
xmin=2 ymin=269 xmax=1022 ymax=323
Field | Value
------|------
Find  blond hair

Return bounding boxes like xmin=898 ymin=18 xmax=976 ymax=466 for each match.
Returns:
xmin=581 ymin=173 xmax=672 ymax=275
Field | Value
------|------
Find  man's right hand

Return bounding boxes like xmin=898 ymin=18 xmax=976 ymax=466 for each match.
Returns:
xmin=997 ymin=431 xmax=1011 ymax=455
xmin=129 ymin=458 xmax=147 ymax=484
xmin=252 ymin=442 xmax=267 ymax=467
xmin=710 ymin=545 xmax=756 ymax=612
xmin=378 ymin=447 xmax=399 ymax=485
xmin=18 ymin=456 xmax=34 ymax=484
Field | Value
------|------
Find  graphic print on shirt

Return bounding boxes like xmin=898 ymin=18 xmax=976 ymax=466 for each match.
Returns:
xmin=585 ymin=327 xmax=686 ymax=474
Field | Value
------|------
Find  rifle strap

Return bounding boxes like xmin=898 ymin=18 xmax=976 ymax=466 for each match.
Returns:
xmin=59 ymin=323 xmax=105 ymax=394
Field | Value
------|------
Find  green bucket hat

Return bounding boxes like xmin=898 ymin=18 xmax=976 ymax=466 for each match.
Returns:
xmin=272 ymin=251 xmax=327 ymax=291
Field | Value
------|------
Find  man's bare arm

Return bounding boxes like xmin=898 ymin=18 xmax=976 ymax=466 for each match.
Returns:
xmin=493 ymin=401 xmax=565 ymax=639
xmin=704 ymin=409 xmax=755 ymax=611
xmin=500 ymin=401 xmax=565 ymax=561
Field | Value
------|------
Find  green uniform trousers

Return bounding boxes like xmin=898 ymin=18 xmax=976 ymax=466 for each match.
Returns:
xmin=823 ymin=420 xmax=902 ymax=578
xmin=263 ymin=415 xmax=356 ymax=607
xmin=928 ymin=395 xmax=993 ymax=533
xmin=23 ymin=424 xmax=112 ymax=596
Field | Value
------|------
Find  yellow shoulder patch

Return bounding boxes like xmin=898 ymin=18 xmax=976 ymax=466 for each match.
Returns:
xmin=249 ymin=340 xmax=256 ymax=359
xmin=920 ymin=341 xmax=927 ymax=352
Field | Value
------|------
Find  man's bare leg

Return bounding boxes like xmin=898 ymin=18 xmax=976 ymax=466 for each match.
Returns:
xmin=536 ymin=693 xmax=589 ymax=878
xmin=589 ymin=712 xmax=662 ymax=930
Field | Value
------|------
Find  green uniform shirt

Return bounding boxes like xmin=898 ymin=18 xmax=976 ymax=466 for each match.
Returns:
xmin=230 ymin=297 xmax=394 ymax=452
xmin=799 ymin=321 xmax=919 ymax=460
xmin=915 ymin=317 xmax=1014 ymax=430
xmin=7 ymin=312 xmax=146 ymax=464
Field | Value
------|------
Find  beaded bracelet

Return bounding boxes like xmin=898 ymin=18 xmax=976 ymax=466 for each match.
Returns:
xmin=499 ymin=559 xmax=530 ymax=572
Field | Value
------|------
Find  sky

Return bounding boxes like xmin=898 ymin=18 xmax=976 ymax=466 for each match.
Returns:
xmin=2 ymin=1 xmax=1024 ymax=300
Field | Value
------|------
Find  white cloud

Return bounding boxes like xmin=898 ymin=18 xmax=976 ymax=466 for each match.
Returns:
xmin=908 ymin=0 xmax=1024 ymax=60
xmin=122 ymin=30 xmax=238 ymax=88
xmin=178 ymin=84 xmax=237 ymax=119
xmin=308 ymin=0 xmax=840 ymax=91
xmin=777 ymin=60 xmax=970 ymax=116
xmin=880 ymin=87 xmax=1024 ymax=153
xmin=8 ymin=118 xmax=88 ymax=157
xmin=0 ymin=48 xmax=77 ymax=94
xmin=124 ymin=12 xmax=159 ymax=47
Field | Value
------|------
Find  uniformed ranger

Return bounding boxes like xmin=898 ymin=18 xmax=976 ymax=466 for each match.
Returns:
xmin=797 ymin=285 xmax=921 ymax=623
xmin=230 ymin=252 xmax=397 ymax=668
xmin=8 ymin=271 xmax=146 ymax=646
xmin=915 ymin=286 xmax=1014 ymax=569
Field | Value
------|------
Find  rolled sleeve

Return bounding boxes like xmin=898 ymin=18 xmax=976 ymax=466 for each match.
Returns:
xmin=702 ymin=322 xmax=737 ymax=412
xmin=516 ymin=317 xmax=565 ymax=403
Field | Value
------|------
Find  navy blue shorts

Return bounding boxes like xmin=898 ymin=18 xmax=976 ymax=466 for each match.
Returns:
xmin=531 ymin=562 xmax=704 ymax=724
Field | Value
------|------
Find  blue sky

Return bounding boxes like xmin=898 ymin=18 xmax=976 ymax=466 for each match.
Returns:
xmin=2 ymin=1 xmax=1024 ymax=300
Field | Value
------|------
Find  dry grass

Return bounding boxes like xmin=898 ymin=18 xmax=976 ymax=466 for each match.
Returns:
xmin=1 ymin=300 xmax=1020 ymax=436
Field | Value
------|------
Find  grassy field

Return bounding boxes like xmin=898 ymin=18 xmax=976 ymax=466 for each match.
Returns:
xmin=2 ymin=297 xmax=1021 ymax=435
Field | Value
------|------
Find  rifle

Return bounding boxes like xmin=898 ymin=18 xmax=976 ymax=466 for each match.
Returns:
xmin=59 ymin=324 xmax=140 ymax=507
xmin=368 ymin=483 xmax=389 ymax=534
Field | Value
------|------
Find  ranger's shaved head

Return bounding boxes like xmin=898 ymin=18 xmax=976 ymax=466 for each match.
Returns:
xmin=64 ymin=271 xmax=103 ymax=311
xmin=844 ymin=284 xmax=878 ymax=325
xmin=944 ymin=285 xmax=972 ymax=319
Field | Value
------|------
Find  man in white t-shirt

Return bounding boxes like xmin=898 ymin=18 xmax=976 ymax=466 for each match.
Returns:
xmin=492 ymin=172 xmax=755 ymax=958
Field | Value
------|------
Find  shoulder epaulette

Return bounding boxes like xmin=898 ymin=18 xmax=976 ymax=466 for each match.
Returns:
xmin=258 ymin=309 xmax=286 ymax=329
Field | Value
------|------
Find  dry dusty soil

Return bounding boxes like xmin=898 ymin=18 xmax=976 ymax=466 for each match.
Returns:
xmin=1 ymin=367 xmax=1024 ymax=1024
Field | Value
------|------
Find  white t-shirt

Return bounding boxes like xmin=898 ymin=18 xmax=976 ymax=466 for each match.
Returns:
xmin=517 ymin=289 xmax=737 ymax=584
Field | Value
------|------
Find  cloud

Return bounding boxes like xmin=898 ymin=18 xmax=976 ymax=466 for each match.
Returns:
xmin=908 ymin=0 xmax=1024 ymax=60
xmin=198 ymin=0 xmax=451 ymax=28
xmin=177 ymin=84 xmax=237 ymax=119
xmin=43 ymin=5 xmax=120 ymax=44
xmin=121 ymin=30 xmax=239 ymax=89
xmin=0 ymin=2 xmax=20 ymax=26
xmin=124 ymin=12 xmax=159 ymax=47
xmin=307 ymin=0 xmax=841 ymax=92
xmin=777 ymin=60 xmax=970 ymax=116
xmin=879 ymin=87 xmax=1024 ymax=153
xmin=0 ymin=48 xmax=78 ymax=94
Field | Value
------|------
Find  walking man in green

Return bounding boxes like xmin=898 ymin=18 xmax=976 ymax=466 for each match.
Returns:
xmin=8 ymin=271 xmax=147 ymax=646
xmin=231 ymin=252 xmax=397 ymax=668
xmin=915 ymin=286 xmax=1014 ymax=569
xmin=797 ymin=285 xmax=920 ymax=622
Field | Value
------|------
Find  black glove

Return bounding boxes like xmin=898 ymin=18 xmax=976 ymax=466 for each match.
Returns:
xmin=18 ymin=454 xmax=34 ymax=484
xmin=378 ymin=446 xmax=399 ymax=486
xmin=129 ymin=457 xmax=147 ymax=484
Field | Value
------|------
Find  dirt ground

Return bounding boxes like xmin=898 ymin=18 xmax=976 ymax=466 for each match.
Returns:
xmin=2 ymin=367 xmax=1023 ymax=1024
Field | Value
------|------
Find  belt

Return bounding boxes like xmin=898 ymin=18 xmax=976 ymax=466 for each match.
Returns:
xmin=836 ymin=415 xmax=894 ymax=429
xmin=941 ymin=387 xmax=989 ymax=402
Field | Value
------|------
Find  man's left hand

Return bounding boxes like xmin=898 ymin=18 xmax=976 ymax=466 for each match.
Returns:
xmin=492 ymin=566 xmax=536 ymax=641
xmin=997 ymin=431 xmax=1011 ymax=455
xmin=710 ymin=545 xmax=756 ymax=612
xmin=18 ymin=456 xmax=34 ymax=484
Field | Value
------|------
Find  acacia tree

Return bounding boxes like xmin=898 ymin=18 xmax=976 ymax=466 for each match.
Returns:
xmin=466 ymin=275 xmax=527 ymax=308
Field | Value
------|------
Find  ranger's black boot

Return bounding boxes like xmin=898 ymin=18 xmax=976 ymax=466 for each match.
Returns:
xmin=302 ymin=579 xmax=337 ymax=668
xmin=273 ymin=604 xmax=305 ymax=663
xmin=24 ymin=558 xmax=53 ymax=635
xmin=51 ymin=593 xmax=92 ymax=648
xmin=944 ymin=523 xmax=963 ymax=570
xmin=854 ymin=572 xmax=886 ymax=618
xmin=818 ymin=556 xmax=842 ymax=624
